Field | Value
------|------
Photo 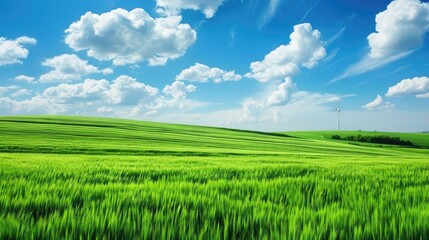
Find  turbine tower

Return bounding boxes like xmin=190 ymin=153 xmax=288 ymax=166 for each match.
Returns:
xmin=335 ymin=107 xmax=341 ymax=131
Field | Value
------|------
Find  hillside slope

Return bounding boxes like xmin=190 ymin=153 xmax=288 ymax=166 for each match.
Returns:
xmin=0 ymin=116 xmax=428 ymax=157
xmin=1 ymin=116 xmax=429 ymax=239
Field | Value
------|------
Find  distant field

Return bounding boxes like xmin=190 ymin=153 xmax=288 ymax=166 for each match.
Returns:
xmin=284 ymin=131 xmax=429 ymax=148
xmin=1 ymin=116 xmax=429 ymax=239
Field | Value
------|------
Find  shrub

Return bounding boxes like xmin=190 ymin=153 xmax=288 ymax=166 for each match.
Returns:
xmin=332 ymin=134 xmax=413 ymax=146
xmin=331 ymin=135 xmax=342 ymax=140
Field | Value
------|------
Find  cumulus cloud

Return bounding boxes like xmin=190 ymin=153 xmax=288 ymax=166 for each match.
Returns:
xmin=131 ymin=80 xmax=202 ymax=116
xmin=362 ymin=94 xmax=395 ymax=111
xmin=65 ymin=8 xmax=196 ymax=66
xmin=0 ymin=74 xmax=204 ymax=117
xmin=43 ymin=79 xmax=110 ymax=103
xmin=105 ymin=75 xmax=158 ymax=104
xmin=41 ymin=75 xmax=158 ymax=106
xmin=386 ymin=76 xmax=429 ymax=98
xmin=267 ymin=77 xmax=295 ymax=106
xmin=163 ymin=81 xmax=196 ymax=99
xmin=0 ymin=36 xmax=37 ymax=66
xmin=15 ymin=36 xmax=37 ymax=45
xmin=234 ymin=78 xmax=298 ymax=123
xmin=15 ymin=75 xmax=36 ymax=84
xmin=368 ymin=0 xmax=429 ymax=59
xmin=102 ymin=68 xmax=113 ymax=75
xmin=245 ymin=23 xmax=325 ymax=82
xmin=39 ymin=54 xmax=99 ymax=83
xmin=238 ymin=99 xmax=266 ymax=123
xmin=155 ymin=0 xmax=226 ymax=18
xmin=176 ymin=63 xmax=242 ymax=83
xmin=332 ymin=0 xmax=429 ymax=83
xmin=0 ymin=95 xmax=62 ymax=114
xmin=233 ymin=90 xmax=342 ymax=125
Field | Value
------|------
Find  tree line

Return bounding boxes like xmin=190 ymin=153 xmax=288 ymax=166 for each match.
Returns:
xmin=331 ymin=134 xmax=413 ymax=146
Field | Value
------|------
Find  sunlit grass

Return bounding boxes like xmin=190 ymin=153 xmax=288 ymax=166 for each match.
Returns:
xmin=0 ymin=116 xmax=428 ymax=239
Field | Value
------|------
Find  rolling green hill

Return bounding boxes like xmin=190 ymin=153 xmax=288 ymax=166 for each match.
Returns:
xmin=1 ymin=116 xmax=429 ymax=239
xmin=0 ymin=116 xmax=427 ymax=157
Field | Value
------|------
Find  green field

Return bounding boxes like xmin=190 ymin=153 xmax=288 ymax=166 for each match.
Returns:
xmin=1 ymin=116 xmax=429 ymax=239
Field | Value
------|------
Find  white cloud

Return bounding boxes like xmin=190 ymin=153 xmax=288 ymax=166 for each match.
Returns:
xmin=0 ymin=95 xmax=62 ymax=114
xmin=329 ymin=53 xmax=408 ymax=84
xmin=327 ymin=94 xmax=357 ymax=103
xmin=267 ymin=77 xmax=295 ymax=106
xmin=0 ymin=86 xmax=18 ymax=97
xmin=245 ymin=23 xmax=325 ymax=82
xmin=378 ymin=101 xmax=395 ymax=112
xmin=0 ymin=36 xmax=37 ymax=66
xmin=39 ymin=54 xmax=99 ymax=83
xmin=0 ymin=85 xmax=31 ymax=98
xmin=65 ymin=8 xmax=197 ymax=66
xmin=219 ymin=91 xmax=343 ymax=127
xmin=386 ymin=76 xmax=429 ymax=97
xmin=234 ymin=78 xmax=299 ymax=122
xmin=362 ymin=94 xmax=383 ymax=110
xmin=102 ymin=68 xmax=113 ymax=75
xmin=331 ymin=0 xmax=429 ymax=83
xmin=163 ymin=81 xmax=196 ymax=99
xmin=362 ymin=94 xmax=395 ymax=112
xmin=40 ymin=75 xmax=158 ymax=106
xmin=132 ymin=96 xmax=205 ymax=116
xmin=259 ymin=0 xmax=281 ymax=28
xmin=238 ymin=99 xmax=266 ymax=123
xmin=155 ymin=0 xmax=226 ymax=18
xmin=15 ymin=75 xmax=36 ymax=84
xmin=10 ymin=89 xmax=32 ymax=98
xmin=326 ymin=96 xmax=341 ymax=103
xmin=368 ymin=0 xmax=429 ymax=59
xmin=105 ymin=75 xmax=158 ymax=104
xmin=326 ymin=27 xmax=346 ymax=46
xmin=97 ymin=106 xmax=115 ymax=114
xmin=246 ymin=62 xmax=299 ymax=83
xmin=176 ymin=63 xmax=242 ymax=83
xmin=43 ymin=79 xmax=110 ymax=103
xmin=0 ymin=75 xmax=207 ymax=117
xmin=300 ymin=0 xmax=324 ymax=23
xmin=131 ymin=80 xmax=203 ymax=116
xmin=15 ymin=36 xmax=37 ymax=45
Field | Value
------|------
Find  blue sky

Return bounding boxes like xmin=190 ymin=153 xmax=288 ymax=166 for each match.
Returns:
xmin=1 ymin=0 xmax=428 ymax=131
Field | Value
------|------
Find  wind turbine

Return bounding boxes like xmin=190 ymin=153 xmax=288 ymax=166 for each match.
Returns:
xmin=335 ymin=106 xmax=341 ymax=131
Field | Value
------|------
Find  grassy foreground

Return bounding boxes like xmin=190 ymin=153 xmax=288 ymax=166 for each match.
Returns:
xmin=0 ymin=116 xmax=429 ymax=239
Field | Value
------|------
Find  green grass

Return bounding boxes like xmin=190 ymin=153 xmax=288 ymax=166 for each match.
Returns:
xmin=0 ymin=116 xmax=429 ymax=239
